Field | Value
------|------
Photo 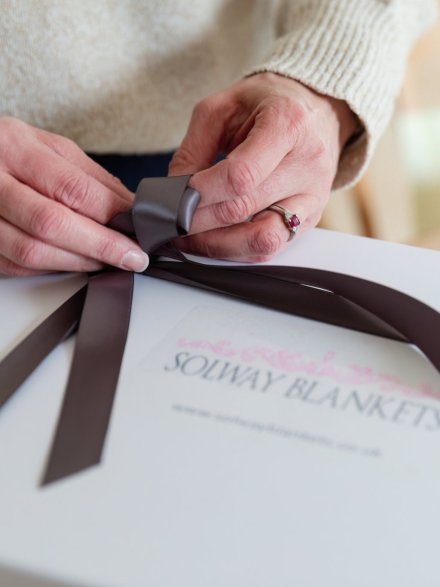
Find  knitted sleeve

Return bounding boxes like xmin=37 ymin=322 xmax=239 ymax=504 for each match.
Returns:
xmin=247 ymin=0 xmax=438 ymax=189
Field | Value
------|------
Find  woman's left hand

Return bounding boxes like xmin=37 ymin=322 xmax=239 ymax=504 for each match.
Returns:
xmin=169 ymin=72 xmax=358 ymax=262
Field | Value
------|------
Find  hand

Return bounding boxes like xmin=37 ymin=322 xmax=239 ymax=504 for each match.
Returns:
xmin=0 ymin=117 xmax=149 ymax=276
xmin=170 ymin=73 xmax=358 ymax=262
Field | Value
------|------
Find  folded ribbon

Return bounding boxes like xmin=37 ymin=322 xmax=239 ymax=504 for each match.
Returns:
xmin=0 ymin=176 xmax=439 ymax=486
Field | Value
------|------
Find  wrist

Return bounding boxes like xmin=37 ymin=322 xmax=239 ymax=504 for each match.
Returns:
xmin=328 ymin=96 xmax=362 ymax=150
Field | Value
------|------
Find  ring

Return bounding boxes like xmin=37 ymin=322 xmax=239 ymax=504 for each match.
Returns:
xmin=267 ymin=204 xmax=301 ymax=242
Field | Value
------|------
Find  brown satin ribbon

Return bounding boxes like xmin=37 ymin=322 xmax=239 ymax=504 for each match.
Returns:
xmin=42 ymin=271 xmax=134 ymax=485
xmin=0 ymin=176 xmax=439 ymax=486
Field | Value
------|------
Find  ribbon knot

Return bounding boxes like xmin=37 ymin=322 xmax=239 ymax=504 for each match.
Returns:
xmin=110 ymin=174 xmax=200 ymax=254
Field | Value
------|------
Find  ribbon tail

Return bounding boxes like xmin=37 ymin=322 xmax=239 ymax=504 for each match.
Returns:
xmin=147 ymin=260 xmax=439 ymax=373
xmin=247 ymin=265 xmax=440 ymax=373
xmin=42 ymin=270 xmax=134 ymax=486
xmin=147 ymin=260 xmax=408 ymax=341
xmin=0 ymin=286 xmax=86 ymax=410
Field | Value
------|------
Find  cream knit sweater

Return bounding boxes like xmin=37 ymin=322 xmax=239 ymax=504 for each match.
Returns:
xmin=0 ymin=0 xmax=437 ymax=188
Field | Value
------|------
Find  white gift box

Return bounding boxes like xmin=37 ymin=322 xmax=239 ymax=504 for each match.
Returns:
xmin=0 ymin=229 xmax=439 ymax=587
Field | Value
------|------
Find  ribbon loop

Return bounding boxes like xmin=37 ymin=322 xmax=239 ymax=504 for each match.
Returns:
xmin=109 ymin=175 xmax=201 ymax=254
xmin=133 ymin=175 xmax=200 ymax=254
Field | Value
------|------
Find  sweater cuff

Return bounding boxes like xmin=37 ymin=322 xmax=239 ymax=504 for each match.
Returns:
xmin=246 ymin=0 xmax=437 ymax=190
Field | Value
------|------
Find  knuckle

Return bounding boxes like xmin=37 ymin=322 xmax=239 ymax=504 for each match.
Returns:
xmin=192 ymin=97 xmax=217 ymax=120
xmin=189 ymin=236 xmax=218 ymax=259
xmin=284 ymin=109 xmax=308 ymax=151
xmin=192 ymin=99 xmax=206 ymax=114
xmin=52 ymin=171 xmax=89 ymax=211
xmin=13 ymin=238 xmax=42 ymax=268
xmin=29 ymin=205 xmax=64 ymax=240
xmin=169 ymin=145 xmax=195 ymax=171
xmin=0 ymin=116 xmax=25 ymax=138
xmin=0 ymin=171 xmax=12 ymax=197
xmin=94 ymin=236 xmax=119 ymax=262
xmin=44 ymin=133 xmax=77 ymax=158
xmin=308 ymin=139 xmax=329 ymax=173
xmin=0 ymin=117 xmax=30 ymax=162
xmin=290 ymin=100 xmax=308 ymax=128
xmin=266 ymin=94 xmax=295 ymax=119
xmin=266 ymin=96 xmax=308 ymax=146
xmin=215 ymin=194 xmax=255 ymax=225
xmin=226 ymin=159 xmax=260 ymax=196
xmin=1 ymin=259 xmax=29 ymax=277
xmin=60 ymin=136 xmax=79 ymax=153
xmin=287 ymin=114 xmax=308 ymax=150
xmin=250 ymin=225 xmax=283 ymax=259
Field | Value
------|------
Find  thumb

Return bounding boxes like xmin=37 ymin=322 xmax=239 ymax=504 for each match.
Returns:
xmin=168 ymin=96 xmax=227 ymax=177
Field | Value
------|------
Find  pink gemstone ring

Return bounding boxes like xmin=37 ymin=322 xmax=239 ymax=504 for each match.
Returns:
xmin=267 ymin=204 xmax=301 ymax=241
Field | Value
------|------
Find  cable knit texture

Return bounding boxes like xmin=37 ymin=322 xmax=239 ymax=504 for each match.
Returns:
xmin=0 ymin=0 xmax=436 ymax=188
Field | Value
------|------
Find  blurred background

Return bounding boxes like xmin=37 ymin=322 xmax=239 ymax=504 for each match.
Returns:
xmin=320 ymin=8 xmax=440 ymax=250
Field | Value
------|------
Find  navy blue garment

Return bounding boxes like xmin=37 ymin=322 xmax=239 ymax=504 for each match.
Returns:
xmin=88 ymin=153 xmax=174 ymax=191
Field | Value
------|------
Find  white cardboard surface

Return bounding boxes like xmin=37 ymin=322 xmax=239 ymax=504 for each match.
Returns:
xmin=0 ymin=229 xmax=439 ymax=587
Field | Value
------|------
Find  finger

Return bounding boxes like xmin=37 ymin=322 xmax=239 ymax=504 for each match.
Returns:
xmin=248 ymin=193 xmax=320 ymax=248
xmin=7 ymin=143 xmax=132 ymax=224
xmin=188 ymin=101 xmax=301 ymax=208
xmin=0 ymin=173 xmax=149 ymax=272
xmin=189 ymin=151 xmax=325 ymax=234
xmin=0 ymin=254 xmax=51 ymax=277
xmin=0 ymin=218 xmax=104 ymax=273
xmin=37 ymin=129 xmax=134 ymax=203
xmin=169 ymin=96 xmax=229 ymax=176
xmin=177 ymin=193 xmax=323 ymax=262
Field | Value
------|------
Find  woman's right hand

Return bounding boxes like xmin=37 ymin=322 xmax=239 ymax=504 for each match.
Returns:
xmin=0 ymin=117 xmax=149 ymax=276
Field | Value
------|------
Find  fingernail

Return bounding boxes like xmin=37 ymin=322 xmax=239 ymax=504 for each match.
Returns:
xmin=120 ymin=250 xmax=149 ymax=272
